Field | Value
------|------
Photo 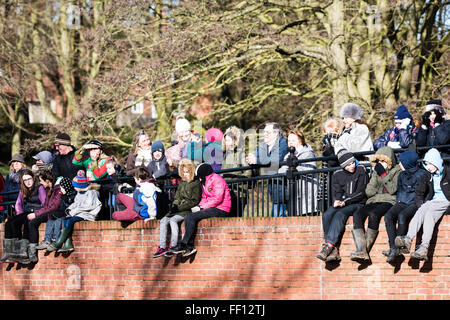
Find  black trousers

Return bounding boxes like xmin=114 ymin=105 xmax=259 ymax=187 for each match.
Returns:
xmin=4 ymin=213 xmax=30 ymax=240
xmin=181 ymin=207 xmax=228 ymax=247
xmin=384 ymin=202 xmax=418 ymax=248
xmin=28 ymin=214 xmax=48 ymax=244
xmin=353 ymin=202 xmax=393 ymax=230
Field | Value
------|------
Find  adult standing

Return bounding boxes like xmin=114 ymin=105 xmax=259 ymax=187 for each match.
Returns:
xmin=72 ymin=139 xmax=111 ymax=181
xmin=52 ymin=132 xmax=79 ymax=180
xmin=3 ymin=154 xmax=27 ymax=204
xmin=125 ymin=129 xmax=153 ymax=177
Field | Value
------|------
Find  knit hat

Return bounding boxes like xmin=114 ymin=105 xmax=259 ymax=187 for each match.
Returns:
xmin=393 ymin=104 xmax=413 ymax=121
xmin=55 ymin=132 xmax=71 ymax=146
xmin=195 ymin=163 xmax=213 ymax=180
xmin=425 ymin=99 xmax=445 ymax=114
xmin=175 ymin=118 xmax=191 ymax=134
xmin=59 ymin=176 xmax=75 ymax=194
xmin=8 ymin=153 xmax=26 ymax=166
xmin=205 ymin=128 xmax=224 ymax=143
xmin=151 ymin=140 xmax=165 ymax=154
xmin=337 ymin=150 xmax=355 ymax=167
xmin=398 ymin=150 xmax=418 ymax=170
xmin=32 ymin=151 xmax=54 ymax=163
xmin=72 ymin=170 xmax=89 ymax=189
xmin=339 ymin=103 xmax=364 ymax=120
xmin=84 ymin=139 xmax=103 ymax=150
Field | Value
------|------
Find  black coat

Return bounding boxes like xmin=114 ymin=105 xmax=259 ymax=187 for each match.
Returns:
xmin=416 ymin=120 xmax=450 ymax=159
xmin=415 ymin=165 xmax=450 ymax=213
xmin=331 ymin=165 xmax=369 ymax=205
xmin=396 ymin=167 xmax=427 ymax=205
xmin=52 ymin=147 xmax=80 ymax=180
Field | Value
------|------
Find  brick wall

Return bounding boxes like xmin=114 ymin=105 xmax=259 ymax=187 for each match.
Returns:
xmin=0 ymin=215 xmax=449 ymax=300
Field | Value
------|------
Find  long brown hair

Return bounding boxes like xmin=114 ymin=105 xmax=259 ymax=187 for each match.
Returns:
xmin=19 ymin=169 xmax=36 ymax=198
xmin=131 ymin=129 xmax=151 ymax=156
xmin=39 ymin=170 xmax=55 ymax=197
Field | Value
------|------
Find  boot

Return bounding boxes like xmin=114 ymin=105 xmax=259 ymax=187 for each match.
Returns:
xmin=350 ymin=229 xmax=369 ymax=261
xmin=411 ymin=244 xmax=428 ymax=261
xmin=386 ymin=247 xmax=400 ymax=263
xmin=47 ymin=228 xmax=71 ymax=252
xmin=394 ymin=235 xmax=412 ymax=253
xmin=326 ymin=246 xmax=341 ymax=262
xmin=28 ymin=243 xmax=38 ymax=263
xmin=0 ymin=238 xmax=17 ymax=263
xmin=11 ymin=239 xmax=31 ymax=264
xmin=365 ymin=228 xmax=379 ymax=255
xmin=316 ymin=243 xmax=334 ymax=261
xmin=58 ymin=228 xmax=74 ymax=252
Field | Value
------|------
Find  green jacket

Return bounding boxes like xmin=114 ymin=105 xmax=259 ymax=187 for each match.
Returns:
xmin=365 ymin=146 xmax=402 ymax=205
xmin=166 ymin=179 xmax=202 ymax=218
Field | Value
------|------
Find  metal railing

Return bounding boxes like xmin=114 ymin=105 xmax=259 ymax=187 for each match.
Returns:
xmin=1 ymin=144 xmax=449 ymax=220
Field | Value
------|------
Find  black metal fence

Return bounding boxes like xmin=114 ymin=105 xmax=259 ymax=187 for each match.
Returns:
xmin=1 ymin=144 xmax=449 ymax=221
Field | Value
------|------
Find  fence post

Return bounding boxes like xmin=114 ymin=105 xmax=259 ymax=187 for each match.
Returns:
xmin=286 ymin=147 xmax=297 ymax=216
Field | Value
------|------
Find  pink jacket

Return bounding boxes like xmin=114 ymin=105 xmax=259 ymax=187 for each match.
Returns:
xmin=199 ymin=173 xmax=231 ymax=213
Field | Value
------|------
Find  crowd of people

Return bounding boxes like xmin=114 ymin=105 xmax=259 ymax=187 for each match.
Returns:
xmin=0 ymin=98 xmax=449 ymax=266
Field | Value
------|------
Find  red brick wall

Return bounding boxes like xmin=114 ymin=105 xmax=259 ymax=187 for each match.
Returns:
xmin=1 ymin=215 xmax=449 ymax=300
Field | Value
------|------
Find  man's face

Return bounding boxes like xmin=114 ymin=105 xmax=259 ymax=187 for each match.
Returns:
xmin=263 ymin=125 xmax=278 ymax=144
xmin=57 ymin=144 xmax=72 ymax=155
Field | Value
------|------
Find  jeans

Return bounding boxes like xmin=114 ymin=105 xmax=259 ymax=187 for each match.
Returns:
xmin=353 ymin=202 xmax=393 ymax=230
xmin=384 ymin=202 xmax=417 ymax=248
xmin=181 ymin=207 xmax=228 ymax=247
xmin=63 ymin=216 xmax=84 ymax=229
xmin=44 ymin=218 xmax=63 ymax=242
xmin=159 ymin=215 xmax=185 ymax=248
xmin=322 ymin=203 xmax=364 ymax=246
xmin=273 ymin=204 xmax=287 ymax=217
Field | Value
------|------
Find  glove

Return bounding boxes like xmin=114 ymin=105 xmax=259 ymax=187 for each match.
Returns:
xmin=421 ymin=112 xmax=431 ymax=128
xmin=171 ymin=204 xmax=179 ymax=213
xmin=374 ymin=162 xmax=387 ymax=177
xmin=191 ymin=206 xmax=201 ymax=213
xmin=434 ymin=112 xmax=443 ymax=125
xmin=74 ymin=147 xmax=85 ymax=159
xmin=399 ymin=118 xmax=410 ymax=130
xmin=387 ymin=141 xmax=401 ymax=149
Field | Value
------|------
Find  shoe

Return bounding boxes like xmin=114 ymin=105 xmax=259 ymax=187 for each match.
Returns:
xmin=394 ymin=236 xmax=412 ymax=253
xmin=170 ymin=244 xmax=187 ymax=254
xmin=316 ymin=243 xmax=334 ymax=261
xmin=153 ymin=246 xmax=168 ymax=258
xmin=382 ymin=249 xmax=390 ymax=257
xmin=36 ymin=240 xmax=51 ymax=250
xmin=386 ymin=247 xmax=400 ymax=263
xmin=182 ymin=247 xmax=197 ymax=257
xmin=326 ymin=246 xmax=341 ymax=262
xmin=164 ymin=250 xmax=174 ymax=258
xmin=411 ymin=245 xmax=428 ymax=261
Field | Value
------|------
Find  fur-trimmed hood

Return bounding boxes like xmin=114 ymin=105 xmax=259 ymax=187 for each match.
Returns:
xmin=222 ymin=126 xmax=245 ymax=152
xmin=179 ymin=158 xmax=196 ymax=182
xmin=370 ymin=146 xmax=396 ymax=169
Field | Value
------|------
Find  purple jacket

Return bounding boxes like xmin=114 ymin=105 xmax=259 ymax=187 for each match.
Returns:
xmin=34 ymin=185 xmax=62 ymax=218
xmin=199 ymin=173 xmax=231 ymax=213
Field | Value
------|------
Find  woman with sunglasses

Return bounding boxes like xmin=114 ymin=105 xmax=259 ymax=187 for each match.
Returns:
xmin=0 ymin=169 xmax=47 ymax=264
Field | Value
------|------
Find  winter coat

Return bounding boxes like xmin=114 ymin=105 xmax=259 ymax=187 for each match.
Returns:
xmin=322 ymin=133 xmax=340 ymax=167
xmin=255 ymin=135 xmax=289 ymax=175
xmin=147 ymin=156 xmax=169 ymax=179
xmin=125 ymin=149 xmax=153 ymax=177
xmin=0 ymin=173 xmax=4 ymax=210
xmin=203 ymin=140 xmax=224 ymax=172
xmin=133 ymin=179 xmax=162 ymax=219
xmin=199 ymin=173 xmax=232 ymax=213
xmin=415 ymin=149 xmax=450 ymax=210
xmin=72 ymin=150 xmax=111 ymax=181
xmin=3 ymin=169 xmax=23 ymax=203
xmin=416 ymin=119 xmax=450 ymax=159
xmin=15 ymin=184 xmax=47 ymax=215
xmin=166 ymin=179 xmax=202 ymax=218
xmin=334 ymin=122 xmax=373 ymax=155
xmin=332 ymin=164 xmax=369 ymax=205
xmin=52 ymin=147 xmax=80 ymax=180
xmin=34 ymin=185 xmax=62 ymax=219
xmin=396 ymin=151 xmax=427 ymax=205
xmin=66 ymin=185 xmax=102 ymax=221
xmin=365 ymin=147 xmax=402 ymax=205
xmin=51 ymin=192 xmax=76 ymax=219
xmin=373 ymin=127 xmax=415 ymax=151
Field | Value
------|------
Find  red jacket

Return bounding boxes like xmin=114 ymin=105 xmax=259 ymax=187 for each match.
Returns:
xmin=35 ymin=185 xmax=62 ymax=218
xmin=199 ymin=173 xmax=231 ymax=213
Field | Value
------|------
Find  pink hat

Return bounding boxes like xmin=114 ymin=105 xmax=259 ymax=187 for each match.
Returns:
xmin=205 ymin=128 xmax=224 ymax=143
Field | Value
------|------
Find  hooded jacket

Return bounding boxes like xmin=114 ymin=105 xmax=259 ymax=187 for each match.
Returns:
xmin=198 ymin=172 xmax=232 ymax=213
xmin=396 ymin=151 xmax=427 ymax=205
xmin=415 ymin=149 xmax=450 ymax=210
xmin=133 ymin=179 xmax=162 ymax=219
xmin=365 ymin=146 xmax=402 ymax=205
xmin=66 ymin=184 xmax=102 ymax=221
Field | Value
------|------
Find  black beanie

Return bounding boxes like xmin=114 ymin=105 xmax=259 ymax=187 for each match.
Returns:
xmin=195 ymin=163 xmax=213 ymax=183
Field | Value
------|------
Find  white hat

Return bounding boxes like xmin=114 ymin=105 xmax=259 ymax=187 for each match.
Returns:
xmin=175 ymin=118 xmax=191 ymax=134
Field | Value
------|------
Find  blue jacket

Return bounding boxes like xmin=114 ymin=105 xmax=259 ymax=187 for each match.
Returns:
xmin=396 ymin=151 xmax=427 ymax=205
xmin=256 ymin=135 xmax=289 ymax=175
xmin=373 ymin=127 xmax=415 ymax=151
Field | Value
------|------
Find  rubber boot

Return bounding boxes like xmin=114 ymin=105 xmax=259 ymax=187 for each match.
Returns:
xmin=12 ymin=239 xmax=31 ymax=264
xmin=366 ymin=228 xmax=379 ymax=255
xmin=350 ymin=229 xmax=369 ymax=261
xmin=0 ymin=238 xmax=17 ymax=263
xmin=47 ymin=228 xmax=71 ymax=252
xmin=58 ymin=228 xmax=74 ymax=252
xmin=28 ymin=243 xmax=38 ymax=263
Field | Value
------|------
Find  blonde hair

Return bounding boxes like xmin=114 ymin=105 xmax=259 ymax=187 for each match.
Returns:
xmin=178 ymin=158 xmax=196 ymax=182
xmin=10 ymin=161 xmax=26 ymax=172
xmin=131 ymin=129 xmax=151 ymax=156
xmin=323 ymin=119 xmax=341 ymax=134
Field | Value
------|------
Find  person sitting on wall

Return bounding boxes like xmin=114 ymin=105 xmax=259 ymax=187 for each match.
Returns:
xmin=317 ymin=150 xmax=369 ymax=262
xmin=170 ymin=163 xmax=232 ymax=257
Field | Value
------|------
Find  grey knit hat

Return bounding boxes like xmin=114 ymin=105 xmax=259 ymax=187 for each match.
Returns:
xmin=339 ymin=103 xmax=364 ymax=120
xmin=337 ymin=150 xmax=355 ymax=168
